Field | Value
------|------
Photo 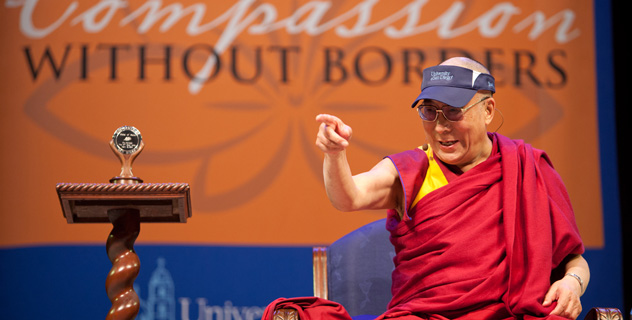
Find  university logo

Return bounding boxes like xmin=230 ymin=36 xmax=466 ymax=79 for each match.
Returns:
xmin=136 ymin=258 xmax=177 ymax=320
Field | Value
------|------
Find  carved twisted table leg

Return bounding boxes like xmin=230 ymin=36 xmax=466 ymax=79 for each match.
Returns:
xmin=105 ymin=208 xmax=141 ymax=320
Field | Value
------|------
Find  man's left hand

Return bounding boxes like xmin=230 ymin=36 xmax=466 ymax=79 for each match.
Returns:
xmin=543 ymin=276 xmax=583 ymax=319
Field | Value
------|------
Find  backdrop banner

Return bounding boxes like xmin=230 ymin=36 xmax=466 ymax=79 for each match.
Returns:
xmin=0 ymin=0 xmax=622 ymax=319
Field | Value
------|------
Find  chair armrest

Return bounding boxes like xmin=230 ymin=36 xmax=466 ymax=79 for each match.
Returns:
xmin=583 ymin=307 xmax=623 ymax=320
xmin=273 ymin=308 xmax=299 ymax=320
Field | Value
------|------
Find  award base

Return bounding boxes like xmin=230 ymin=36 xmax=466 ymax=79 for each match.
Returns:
xmin=109 ymin=176 xmax=144 ymax=184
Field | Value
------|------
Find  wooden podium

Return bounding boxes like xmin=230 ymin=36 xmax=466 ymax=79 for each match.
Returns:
xmin=56 ymin=126 xmax=192 ymax=320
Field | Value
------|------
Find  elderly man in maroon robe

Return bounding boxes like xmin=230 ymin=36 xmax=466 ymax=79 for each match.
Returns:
xmin=315 ymin=57 xmax=589 ymax=320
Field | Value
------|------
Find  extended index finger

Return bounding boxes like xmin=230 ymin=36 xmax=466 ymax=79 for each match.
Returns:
xmin=315 ymin=114 xmax=343 ymax=128
xmin=316 ymin=114 xmax=352 ymax=140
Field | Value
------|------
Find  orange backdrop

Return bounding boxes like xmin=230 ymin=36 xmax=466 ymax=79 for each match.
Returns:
xmin=0 ymin=0 xmax=602 ymax=248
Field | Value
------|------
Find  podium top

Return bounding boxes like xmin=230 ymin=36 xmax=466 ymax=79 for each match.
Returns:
xmin=56 ymin=182 xmax=192 ymax=223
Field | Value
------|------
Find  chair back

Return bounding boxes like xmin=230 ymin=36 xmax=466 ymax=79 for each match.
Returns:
xmin=319 ymin=218 xmax=395 ymax=317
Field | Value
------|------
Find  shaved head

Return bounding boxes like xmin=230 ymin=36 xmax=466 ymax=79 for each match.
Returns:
xmin=440 ymin=57 xmax=490 ymax=75
xmin=440 ymin=57 xmax=493 ymax=97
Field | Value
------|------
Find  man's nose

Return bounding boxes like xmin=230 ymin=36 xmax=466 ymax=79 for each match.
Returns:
xmin=433 ymin=111 xmax=451 ymax=132
xmin=436 ymin=111 xmax=451 ymax=125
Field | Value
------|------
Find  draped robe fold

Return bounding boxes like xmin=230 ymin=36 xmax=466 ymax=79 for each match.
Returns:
xmin=378 ymin=133 xmax=584 ymax=320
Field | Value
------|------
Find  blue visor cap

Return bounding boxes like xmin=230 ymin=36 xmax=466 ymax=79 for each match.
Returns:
xmin=411 ymin=65 xmax=496 ymax=108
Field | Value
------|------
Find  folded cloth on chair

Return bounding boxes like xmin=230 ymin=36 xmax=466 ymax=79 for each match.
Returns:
xmin=263 ymin=296 xmax=353 ymax=320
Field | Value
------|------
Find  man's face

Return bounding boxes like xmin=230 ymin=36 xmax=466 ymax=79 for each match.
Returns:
xmin=421 ymin=94 xmax=494 ymax=172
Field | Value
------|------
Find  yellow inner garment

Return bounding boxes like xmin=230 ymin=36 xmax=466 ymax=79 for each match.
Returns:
xmin=410 ymin=146 xmax=449 ymax=209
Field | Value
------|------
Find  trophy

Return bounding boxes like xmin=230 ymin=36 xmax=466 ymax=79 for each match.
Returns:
xmin=56 ymin=126 xmax=192 ymax=320
xmin=110 ymin=126 xmax=144 ymax=184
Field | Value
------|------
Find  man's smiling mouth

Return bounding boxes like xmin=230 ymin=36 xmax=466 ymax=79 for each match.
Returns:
xmin=439 ymin=140 xmax=458 ymax=146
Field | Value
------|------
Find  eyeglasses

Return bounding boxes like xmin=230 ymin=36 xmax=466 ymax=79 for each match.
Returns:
xmin=417 ymin=96 xmax=491 ymax=122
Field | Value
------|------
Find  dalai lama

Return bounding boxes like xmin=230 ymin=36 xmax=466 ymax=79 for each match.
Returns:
xmin=314 ymin=57 xmax=589 ymax=320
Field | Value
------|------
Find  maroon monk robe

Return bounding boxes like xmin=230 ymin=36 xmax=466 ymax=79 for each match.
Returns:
xmin=378 ymin=133 xmax=584 ymax=320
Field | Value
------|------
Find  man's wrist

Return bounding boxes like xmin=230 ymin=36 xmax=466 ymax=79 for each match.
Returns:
xmin=565 ymin=273 xmax=584 ymax=294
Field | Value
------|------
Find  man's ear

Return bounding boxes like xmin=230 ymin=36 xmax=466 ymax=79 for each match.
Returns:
xmin=484 ymin=97 xmax=496 ymax=125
